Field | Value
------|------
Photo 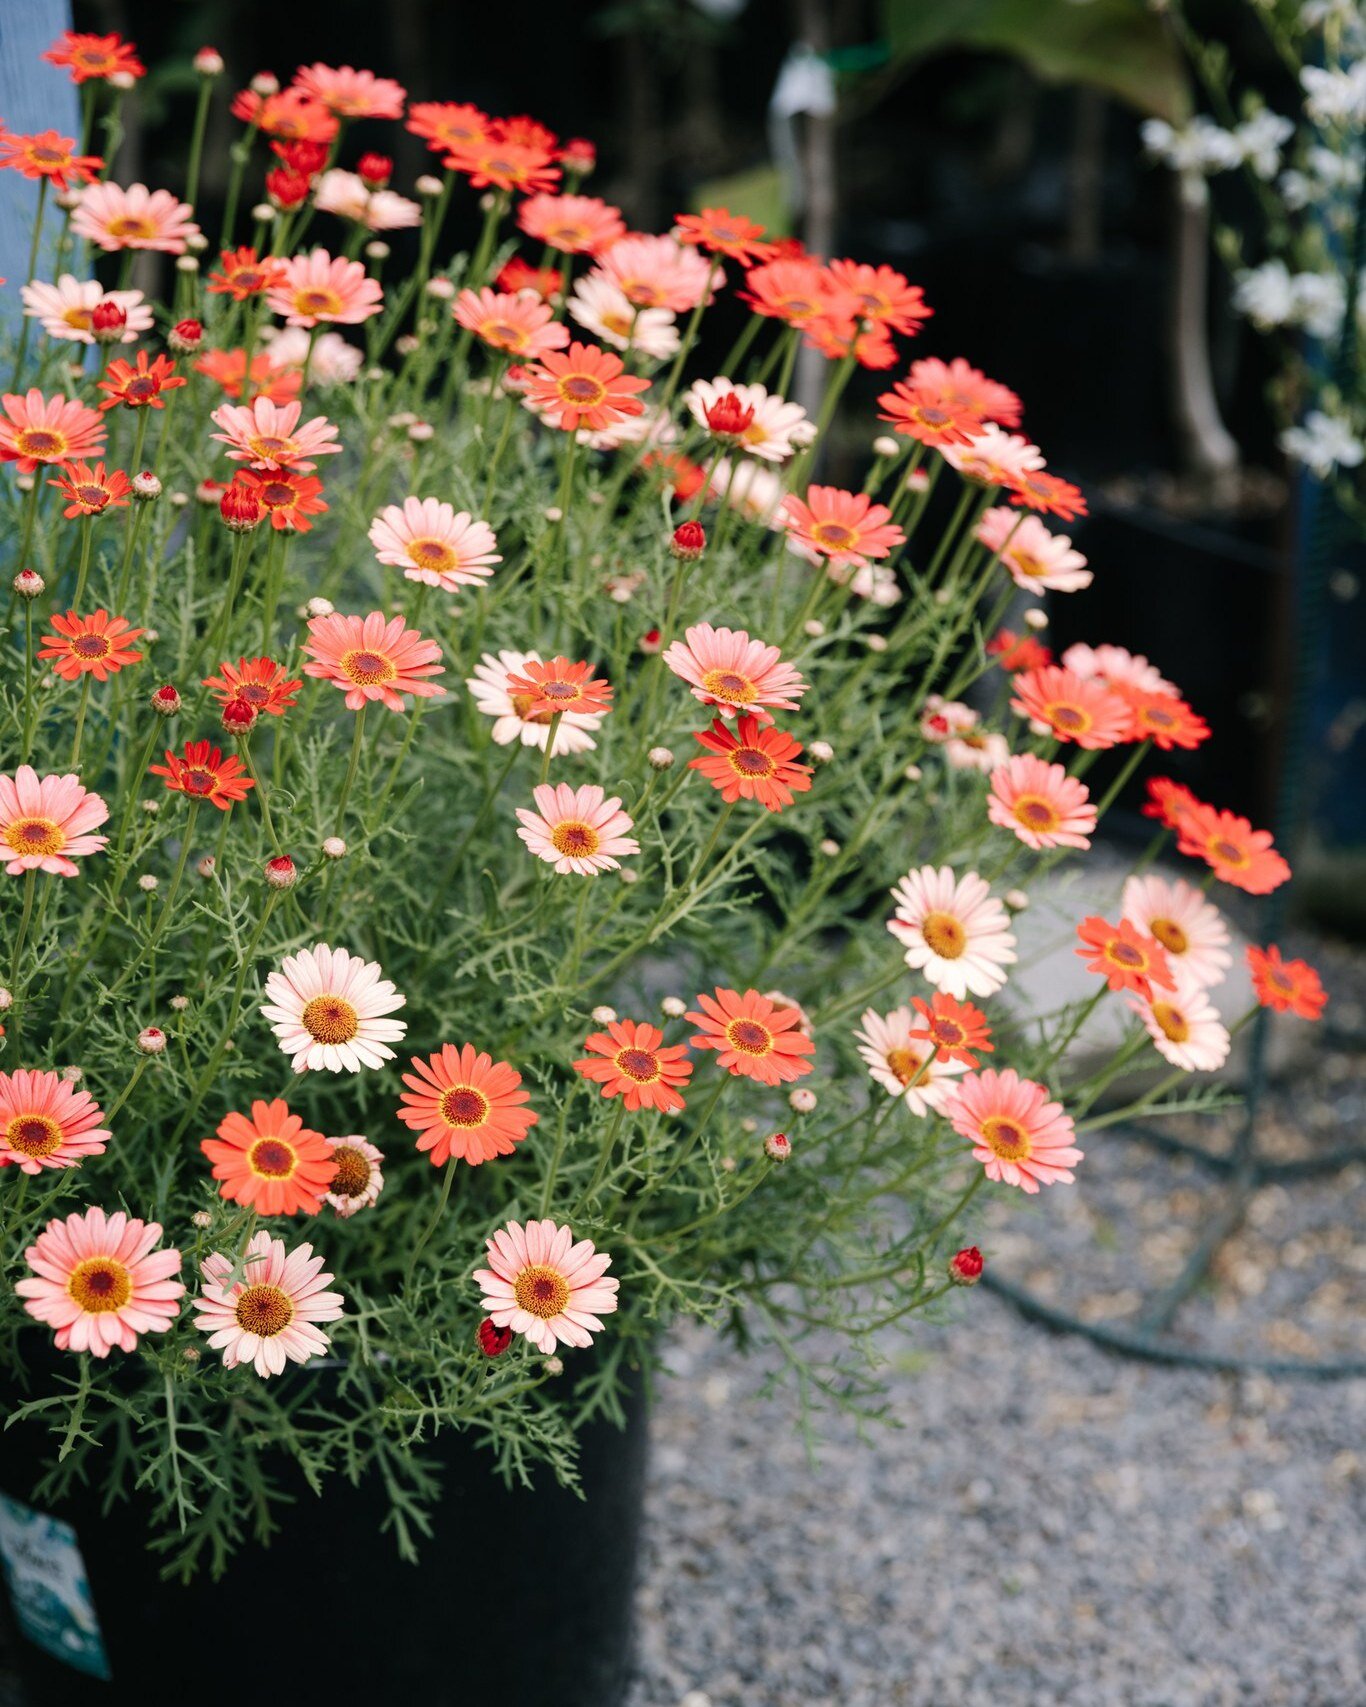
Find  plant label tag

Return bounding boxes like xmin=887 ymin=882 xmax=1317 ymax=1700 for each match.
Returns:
xmin=0 ymin=1490 xmax=111 ymax=1680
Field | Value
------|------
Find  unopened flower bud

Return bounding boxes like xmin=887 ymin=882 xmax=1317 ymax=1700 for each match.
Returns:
xmin=91 ymin=300 xmax=127 ymax=342
xmin=266 ymin=166 xmax=310 ymax=211
xmin=150 ymin=683 xmax=181 ymax=716
xmin=192 ymin=1209 xmax=213 ymax=1228
xmin=639 ymin=628 xmax=661 ymax=655
xmin=1005 ymin=889 xmax=1029 ymax=912
xmin=109 ymin=69 xmax=136 ymax=92
xmin=872 ymin=435 xmax=899 ymax=458
xmin=394 ymin=334 xmax=419 ymax=357
xmin=264 ymin=854 xmax=297 ymax=889
xmin=408 ymin=421 xmax=433 ymax=442
xmin=803 ymin=619 xmax=825 ymax=638
xmin=169 ymin=994 xmax=190 ymax=1011
xmin=424 ymin=276 xmax=455 ymax=300
xmin=140 ymin=797 xmax=160 ymax=814
xmin=865 ymin=633 xmax=888 ymax=653
xmin=13 ymin=568 xmax=44 ymax=599
xmin=903 ymin=763 xmax=922 ymax=783
xmin=61 ymin=1065 xmax=82 ymax=1083
xmin=168 ymin=318 xmax=203 ymax=354
xmin=543 ymin=1355 xmax=564 ymax=1377
xmin=250 ymin=203 xmax=276 ymax=227
xmin=619 ymin=867 xmax=638 ymax=884
xmin=765 ymin=1132 xmax=792 ymax=1163
xmin=220 ymin=484 xmax=263 ymax=531
xmin=175 ymin=255 xmax=200 ymax=275
xmin=670 ymin=520 xmax=706 ymax=561
xmin=591 ymin=1006 xmax=617 ymax=1026
xmin=818 ymin=838 xmax=840 ymax=857
xmin=194 ymin=46 xmax=224 ymax=76
xmin=0 ymin=988 xmax=12 ymax=1011
xmin=365 ymin=241 xmax=390 ymax=263
xmin=477 ymin=1319 xmax=513 ymax=1357
xmin=1023 ymin=607 xmax=1048 ymax=630
xmin=648 ymin=746 xmax=674 ymax=771
xmin=415 ymin=173 xmax=444 ymax=198
xmin=809 ymin=740 xmax=833 ymax=764
xmin=948 ymin=1246 xmax=984 ymax=1287
xmin=196 ymin=855 xmax=216 ymax=878
xmin=306 ymin=597 xmax=334 ymax=619
xmin=544 ymin=505 xmax=563 ymax=523
xmin=661 ymin=996 xmax=686 ymax=1018
xmin=322 ymin=836 xmax=346 ymax=860
xmin=220 ymin=697 xmax=258 ymax=736
xmin=560 ymin=137 xmax=596 ymax=175
xmin=137 ymin=1027 xmax=167 ymax=1055
xmin=130 ymin=471 xmax=160 ymax=502
xmin=137 ymin=873 xmax=158 ymax=893
xmin=789 ymin=1088 xmax=817 ymax=1113
xmin=906 ymin=467 xmax=930 ymax=492
xmin=250 ymin=71 xmax=280 ymax=96
xmin=357 ymin=151 xmax=392 ymax=188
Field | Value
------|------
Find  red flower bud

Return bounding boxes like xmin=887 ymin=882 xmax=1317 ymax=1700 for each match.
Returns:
xmin=703 ymin=393 xmax=756 ymax=440
xmin=265 ymin=166 xmax=311 ymax=211
xmin=765 ymin=1131 xmax=792 ymax=1162
xmin=12 ymin=568 xmax=44 ymax=600
xmin=149 ymin=683 xmax=181 ymax=716
xmin=220 ymin=696 xmax=258 ymax=736
xmin=91 ymin=300 xmax=128 ymax=342
xmin=638 ymin=627 xmax=661 ymax=655
xmin=559 ymin=137 xmax=596 ymax=176
xmin=670 ymin=520 xmax=706 ymax=561
xmin=273 ymin=139 xmax=329 ymax=178
xmin=357 ymin=152 xmax=392 ymax=189
xmin=477 ymin=1319 xmax=513 ymax=1357
xmin=264 ymin=854 xmax=298 ymax=889
xmin=220 ymin=483 xmax=263 ymax=532
xmin=948 ymin=1246 xmax=984 ymax=1287
xmin=168 ymin=318 xmax=203 ymax=354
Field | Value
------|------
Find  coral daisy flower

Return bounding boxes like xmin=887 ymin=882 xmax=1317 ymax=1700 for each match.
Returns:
xmin=1175 ymin=804 xmax=1291 ymax=895
xmin=519 ymin=192 xmax=625 ymax=255
xmin=1062 ymin=642 xmax=1178 ymax=697
xmin=292 ymin=62 xmax=407 ymax=120
xmin=39 ymin=610 xmax=144 ymax=681
xmin=516 ymin=783 xmax=639 ymax=875
xmin=739 ymin=257 xmax=851 ymax=328
xmin=908 ymin=992 xmax=994 ymax=1067
xmin=689 ymin=715 xmax=813 ymax=813
xmin=663 ymin=622 xmax=807 ymax=715
xmin=888 ymin=866 xmax=1017 ymax=999
xmin=230 ymin=87 xmax=338 ymax=144
xmin=986 ymin=629 xmax=1052 ymax=673
xmin=805 ymin=313 xmax=899 ymax=369
xmin=574 ymin=1018 xmax=694 ymax=1113
xmin=0 ymin=130 xmax=101 ymax=190
xmin=675 ymin=206 xmax=777 ymax=264
xmin=210 ymin=396 xmax=342 ymax=471
xmin=0 ymin=389 xmax=106 ymax=471
xmin=1247 ymin=945 xmax=1328 ymax=1020
xmin=948 ymin=1069 xmax=1082 ymax=1193
xmin=875 ymin=380 xmax=983 ymax=448
xmin=505 ymin=655 xmax=613 ymax=718
xmin=150 ymin=739 xmax=255 ymax=810
xmin=781 ymin=485 xmax=905 ymax=566
xmin=904 ymin=355 xmax=1022 ymax=428
xmin=1116 ymin=687 xmax=1210 ymax=751
xmin=201 ymin=1099 xmax=337 ymax=1216
xmin=568 ymin=275 xmax=679 ymax=359
xmin=202 ymin=657 xmax=302 ymax=718
xmin=685 ymin=379 xmax=814 ymax=462
xmin=262 ymin=943 xmax=407 ymax=1074
xmin=370 ymin=498 xmax=501 ymax=591
xmin=1143 ymin=776 xmax=1205 ymax=834
xmin=1008 ymin=468 xmax=1089 ymax=520
xmin=233 ymin=469 xmax=329 ymax=532
xmin=1075 ymin=915 xmax=1176 ymax=997
xmin=1121 ymin=874 xmax=1231 ymax=988
xmin=302 ymin=610 xmax=444 ymax=712
xmin=323 ymin=1136 xmax=385 ymax=1218
xmin=71 ymin=182 xmax=199 ymax=253
xmin=443 ymin=137 xmax=560 ymax=195
xmin=855 ymin=1006 xmax=967 ymax=1111
xmin=596 ymin=234 xmax=714 ymax=312
xmin=823 ymin=259 xmax=932 ymax=336
xmin=475 ymin=1218 xmax=619 ymax=1355
xmin=194 ymin=1231 xmax=344 ymax=1379
xmin=523 ymin=340 xmax=650 ymax=432
xmin=0 ymin=1068 xmax=109 ymax=1174
xmin=207 ymin=246 xmax=289 ymax=301
xmin=267 ymin=248 xmax=383 ymax=327
xmin=17 ymin=1208 xmax=182 ymax=1358
xmin=0 ymin=766 xmax=108 ymax=875
xmin=195 ymin=348 xmax=302 ymax=406
xmin=941 ymin=424 xmax=1045 ymax=487
xmin=21 ymin=277 xmax=152 ymax=344
xmin=452 ymin=286 xmax=570 ymax=361
xmin=398 ymin=1043 xmax=538 ymax=1166
xmin=976 ymin=507 xmax=1092 ymax=595
xmin=498 ymin=256 xmax=563 ymax=301
xmin=1010 ymin=665 xmax=1134 ymax=750
xmin=988 ymin=754 xmax=1097 ymax=851
xmin=686 ymin=987 xmax=815 ymax=1086
xmin=1130 ymin=973 xmax=1231 ymax=1072
xmin=48 ymin=462 xmax=132 ymax=518
xmin=96 ymin=351 xmax=186 ymax=411
xmin=466 ymin=649 xmax=603 ymax=754
xmin=406 ymin=99 xmax=491 ymax=155
xmin=43 ymin=30 xmax=145 ymax=83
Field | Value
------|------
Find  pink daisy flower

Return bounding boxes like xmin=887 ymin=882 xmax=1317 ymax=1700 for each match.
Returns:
xmin=1061 ymin=642 xmax=1179 ymax=698
xmin=70 ymin=181 xmax=200 ymax=253
xmin=292 ymin=63 xmax=407 ymax=120
xmin=313 ymin=171 xmax=422 ymax=233
xmin=322 ymin=1136 xmax=385 ymax=1219
xmin=368 ymin=497 xmax=500 ymax=591
xmin=940 ymin=424 xmax=1045 ymax=487
xmin=16 ymin=1207 xmax=183 ymax=1356
xmin=662 ymin=622 xmax=807 ymax=716
xmin=466 ymin=649 xmax=603 ymax=754
xmin=0 ymin=1068 xmax=110 ymax=1173
xmin=453 ymin=286 xmax=571 ymax=360
xmin=209 ymin=396 xmax=342 ymax=471
xmin=781 ymin=485 xmax=904 ymax=567
xmin=20 ymin=276 xmax=152 ymax=344
xmin=302 ymin=610 xmax=444 ymax=712
xmin=853 ymin=1007 xmax=966 ymax=1115
xmin=518 ymin=192 xmax=625 ymax=256
xmin=1010 ymin=665 xmax=1136 ymax=751
xmin=1121 ymin=873 xmax=1231 ymax=988
xmin=261 ymin=942 xmax=408 ymax=1073
xmin=474 ymin=1217 xmax=619 ymax=1355
xmin=947 ymin=1068 xmax=1083 ymax=1193
xmin=888 ymin=866 xmax=1017 ymax=999
xmin=267 ymin=248 xmax=383 ymax=327
xmin=194 ymin=1231 xmax=344 ymax=1378
xmin=976 ymin=507 xmax=1092 ymax=596
xmin=568 ymin=275 xmax=679 ymax=360
xmin=0 ymin=389 xmax=106 ymax=471
xmin=0 ymin=766 xmax=108 ymax=875
xmin=988 ymin=754 xmax=1097 ymax=851
xmin=595 ymin=233 xmax=715 ymax=312
xmin=516 ymin=783 xmax=639 ymax=875
xmin=1130 ymin=972 xmax=1231 ymax=1073
xmin=684 ymin=378 xmax=815 ymax=463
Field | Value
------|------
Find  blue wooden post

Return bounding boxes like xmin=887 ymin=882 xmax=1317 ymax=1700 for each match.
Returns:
xmin=0 ymin=1 xmax=79 ymax=331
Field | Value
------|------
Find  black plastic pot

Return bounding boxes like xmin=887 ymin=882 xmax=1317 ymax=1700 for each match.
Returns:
xmin=0 ymin=1351 xmax=648 ymax=1707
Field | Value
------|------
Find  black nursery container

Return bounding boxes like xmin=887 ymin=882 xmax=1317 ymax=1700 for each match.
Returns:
xmin=0 ymin=1354 xmax=649 ymax=1707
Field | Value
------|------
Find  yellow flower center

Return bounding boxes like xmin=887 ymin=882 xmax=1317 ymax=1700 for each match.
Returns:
xmin=67 ymin=1257 xmax=132 ymax=1314
xmin=342 ymin=648 xmax=397 ymax=686
xmin=6 ymin=1113 xmax=63 ymax=1157
xmin=513 ymin=1264 xmax=571 ymax=1320
xmin=15 ymin=428 xmax=66 ymax=459
xmin=980 ymin=1115 xmax=1031 ymax=1162
xmin=558 ymin=373 xmax=607 ymax=407
xmin=1106 ymin=940 xmax=1146 ymax=970
xmin=701 ymin=668 xmax=755 ymax=704
xmin=550 ymin=818 xmax=600 ymax=858
xmin=249 ymin=1137 xmax=297 ymax=1178
xmin=1013 ymin=795 xmax=1059 ymax=832
xmin=439 ymin=1085 xmax=490 ymax=1128
xmin=1048 ymin=703 xmax=1090 ymax=734
xmin=1149 ymin=916 xmax=1188 ymax=956
xmin=301 ymin=995 xmax=360 ymax=1045
xmin=921 ymin=910 xmax=966 ymax=959
xmin=614 ymin=1046 xmax=660 ymax=1084
xmin=811 ymin=521 xmax=854 ymax=550
xmin=884 ymin=1046 xmax=928 ymax=1088
xmin=1150 ymin=1002 xmax=1190 ymax=1044
xmin=4 ymin=817 xmax=65 ymax=858
xmin=329 ymin=1144 xmax=372 ymax=1198
xmin=107 ymin=215 xmax=157 ymax=240
xmin=234 ymin=1282 xmax=294 ymax=1337
xmin=71 ymin=633 xmax=112 ymax=660
xmin=725 ymin=1017 xmax=772 ymax=1056
xmin=407 ymin=537 xmax=457 ymax=572
xmin=296 ymin=287 xmax=343 ymax=317
xmin=729 ymin=744 xmax=775 ymax=779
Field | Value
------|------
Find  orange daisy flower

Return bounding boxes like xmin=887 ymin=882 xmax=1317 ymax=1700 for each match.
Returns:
xmin=907 ymin=993 xmax=994 ymax=1066
xmin=443 ymin=137 xmax=560 ymax=195
xmin=1142 ymin=776 xmax=1205 ymax=834
xmin=505 ymin=656 xmax=614 ymax=718
xmin=675 ymin=206 xmax=776 ymax=264
xmin=823 ymin=260 xmax=932 ymax=336
xmin=689 ymin=715 xmax=813 ymax=813
xmin=574 ymin=1018 xmax=694 ymax=1113
xmin=1075 ymin=915 xmax=1176 ymax=997
xmin=397 ymin=1043 xmax=539 ymax=1167
xmin=39 ymin=611 xmax=144 ymax=682
xmin=986 ymin=629 xmax=1052 ymax=673
xmin=42 ymin=30 xmax=145 ymax=83
xmin=1008 ymin=469 xmax=1088 ymax=520
xmin=194 ymin=348 xmax=302 ymax=405
xmin=739 ymin=258 xmax=847 ymax=329
xmin=201 ymin=1099 xmax=337 ymax=1216
xmin=150 ymin=739 xmax=254 ymax=810
xmin=0 ymin=130 xmax=101 ymax=190
xmin=406 ymin=100 xmax=491 ymax=155
xmin=202 ymin=657 xmax=302 ymax=718
xmin=96 ymin=351 xmax=186 ymax=411
xmin=1010 ymin=665 xmax=1134 ymax=750
xmin=523 ymin=340 xmax=650 ymax=432
xmin=207 ymin=247 xmax=289 ymax=302
xmin=230 ymin=87 xmax=338 ymax=145
xmin=876 ymin=379 xmax=983 ymax=448
xmin=495 ymin=256 xmax=563 ymax=301
xmin=1246 ymin=945 xmax=1327 ymax=1021
xmin=781 ymin=485 xmax=905 ymax=566
xmin=1175 ymin=804 xmax=1291 ymax=895
xmin=686 ymin=987 xmax=816 ymax=1086
xmin=1115 ymin=687 xmax=1210 ymax=752
xmin=0 ymin=390 xmax=106 ymax=472
xmin=48 ymin=462 xmax=131 ymax=518
xmin=232 ymin=469 xmax=328 ymax=533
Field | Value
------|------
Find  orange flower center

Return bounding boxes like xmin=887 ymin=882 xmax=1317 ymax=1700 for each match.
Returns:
xmin=921 ymin=910 xmax=966 ymax=959
xmin=15 ymin=428 xmax=66 ymax=459
xmin=550 ymin=818 xmax=600 ymax=858
xmin=730 ymin=744 xmax=775 ymax=779
xmin=1210 ymin=838 xmax=1248 ymax=868
xmin=234 ymin=1282 xmax=294 ymax=1337
xmin=1014 ymin=794 xmax=1059 ymax=831
xmin=63 ymin=306 xmax=94 ymax=330
xmin=1010 ymin=550 xmax=1045 ymax=578
xmin=71 ymin=633 xmax=112 ymax=659
xmin=513 ymin=1264 xmax=570 ymax=1320
xmin=408 ymin=537 xmax=457 ymax=572
xmin=439 ymin=1085 xmax=490 ymax=1128
xmin=725 ymin=1017 xmax=772 ymax=1056
xmin=296 ymin=287 xmax=343 ymax=317
xmin=4 ymin=816 xmax=64 ymax=857
xmin=1149 ymin=917 xmax=1188 ymax=955
xmin=107 ymin=215 xmax=157 ymax=240
xmin=601 ymin=308 xmax=634 ymax=338
xmin=980 ymin=1115 xmax=1031 ymax=1162
xmin=558 ymin=373 xmax=607 ymax=407
xmin=1105 ymin=940 xmax=1146 ymax=970
xmin=884 ymin=1046 xmax=927 ymax=1088
xmin=1149 ymin=1002 xmax=1190 ymax=1044
xmin=1141 ymin=704 xmax=1176 ymax=729
xmin=249 ymin=1137 xmax=297 ymax=1178
xmin=67 ymin=1257 xmax=132 ymax=1314
xmin=1048 ymin=703 xmax=1090 ymax=734
xmin=329 ymin=1144 xmax=372 ymax=1197
xmin=342 ymin=648 xmax=397 ymax=687
xmin=811 ymin=521 xmax=855 ymax=550
xmin=614 ymin=1046 xmax=661 ymax=1084
xmin=6 ymin=1113 xmax=63 ymax=1157
xmin=301 ymin=995 xmax=360 ymax=1045
xmin=701 ymin=668 xmax=755 ymax=704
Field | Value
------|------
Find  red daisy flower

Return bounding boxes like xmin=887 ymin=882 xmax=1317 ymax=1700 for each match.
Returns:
xmin=47 ymin=462 xmax=132 ymax=518
xmin=1010 ymin=665 xmax=1134 ymax=750
xmin=1075 ymin=915 xmax=1176 ymax=997
xmin=495 ymin=256 xmax=563 ymax=301
xmin=38 ymin=610 xmax=143 ymax=681
xmin=406 ymin=100 xmax=492 ymax=155
xmin=822 ymin=260 xmax=932 ymax=337
xmin=0 ymin=130 xmax=101 ymax=190
xmin=150 ymin=739 xmax=254 ymax=810
xmin=1246 ymin=945 xmax=1327 ymax=1020
xmin=207 ymin=247 xmax=289 ymax=302
xmin=907 ymin=993 xmax=994 ymax=1066
xmin=96 ymin=352 xmax=186 ymax=411
xmin=689 ymin=715 xmax=813 ymax=813
xmin=42 ymin=30 xmax=145 ymax=83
